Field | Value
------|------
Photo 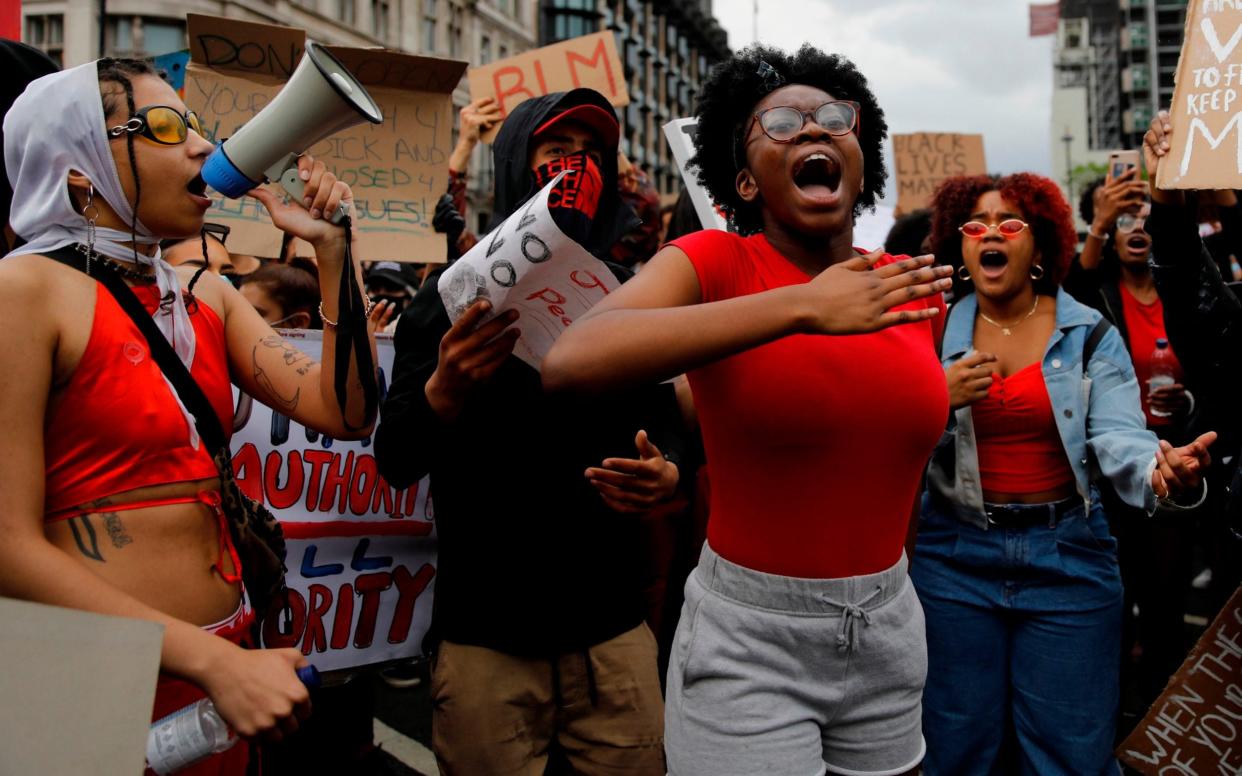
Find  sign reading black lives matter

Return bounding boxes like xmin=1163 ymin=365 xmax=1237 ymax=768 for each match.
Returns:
xmin=184 ymin=14 xmax=467 ymax=262
xmin=893 ymin=132 xmax=987 ymax=213
xmin=439 ymin=172 xmax=617 ymax=371
xmin=1159 ymin=0 xmax=1242 ymax=189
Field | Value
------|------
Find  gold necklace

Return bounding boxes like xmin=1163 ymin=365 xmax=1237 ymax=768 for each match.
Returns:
xmin=979 ymin=296 xmax=1039 ymax=336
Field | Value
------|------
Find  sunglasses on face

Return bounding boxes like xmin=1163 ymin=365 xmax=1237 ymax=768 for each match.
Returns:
xmin=746 ymin=101 xmax=860 ymax=144
xmin=959 ymin=219 xmax=1029 ymax=239
xmin=108 ymin=105 xmax=204 ymax=145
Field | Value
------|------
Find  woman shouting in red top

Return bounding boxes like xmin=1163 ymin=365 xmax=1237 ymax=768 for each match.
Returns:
xmin=0 ymin=58 xmax=376 ymax=774
xmin=543 ymin=45 xmax=952 ymax=776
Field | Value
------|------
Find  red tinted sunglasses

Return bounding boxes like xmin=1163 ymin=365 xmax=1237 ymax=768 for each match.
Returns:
xmin=959 ymin=219 xmax=1028 ymax=239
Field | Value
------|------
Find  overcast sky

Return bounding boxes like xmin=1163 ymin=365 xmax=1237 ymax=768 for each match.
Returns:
xmin=712 ymin=0 xmax=1057 ymax=205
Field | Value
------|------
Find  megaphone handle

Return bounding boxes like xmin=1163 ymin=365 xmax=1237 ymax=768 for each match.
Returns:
xmin=277 ymin=164 xmax=349 ymax=226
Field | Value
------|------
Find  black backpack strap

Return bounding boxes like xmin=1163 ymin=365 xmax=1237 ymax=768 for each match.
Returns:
xmin=1082 ymin=317 xmax=1113 ymax=369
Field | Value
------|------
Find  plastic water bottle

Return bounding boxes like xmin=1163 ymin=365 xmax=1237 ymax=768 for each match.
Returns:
xmin=1148 ymin=338 xmax=1177 ymax=418
xmin=145 ymin=665 xmax=320 ymax=775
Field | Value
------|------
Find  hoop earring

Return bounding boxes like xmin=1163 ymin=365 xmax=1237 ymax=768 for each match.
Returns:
xmin=82 ymin=184 xmax=100 ymax=274
xmin=957 ymin=265 xmax=972 ymax=281
xmin=1029 ymin=264 xmax=1045 ymax=281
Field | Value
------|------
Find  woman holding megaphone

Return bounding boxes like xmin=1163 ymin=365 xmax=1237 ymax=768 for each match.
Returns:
xmin=0 ymin=58 xmax=377 ymax=774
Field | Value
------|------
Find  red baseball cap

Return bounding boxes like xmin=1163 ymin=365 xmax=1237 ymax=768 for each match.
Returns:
xmin=533 ymin=103 xmax=620 ymax=149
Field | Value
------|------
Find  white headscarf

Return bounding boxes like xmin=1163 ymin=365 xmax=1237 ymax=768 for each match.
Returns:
xmin=4 ymin=61 xmax=200 ymax=447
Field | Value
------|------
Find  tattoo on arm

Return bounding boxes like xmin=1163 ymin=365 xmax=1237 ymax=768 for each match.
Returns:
xmin=252 ymin=343 xmax=302 ymax=413
xmin=102 ymin=512 xmax=133 ymax=549
xmin=68 ymin=515 xmax=105 ymax=562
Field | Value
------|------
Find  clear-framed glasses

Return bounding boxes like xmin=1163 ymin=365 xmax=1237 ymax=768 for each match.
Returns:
xmin=1116 ymin=212 xmax=1148 ymax=234
xmin=746 ymin=101 xmax=860 ymax=144
xmin=959 ymin=219 xmax=1029 ymax=239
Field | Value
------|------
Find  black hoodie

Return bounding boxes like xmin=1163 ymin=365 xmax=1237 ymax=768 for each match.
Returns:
xmin=375 ymin=91 xmax=682 ymax=657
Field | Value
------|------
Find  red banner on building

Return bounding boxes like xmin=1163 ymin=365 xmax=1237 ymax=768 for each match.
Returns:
xmin=1 ymin=0 xmax=22 ymax=40
xmin=1029 ymin=2 xmax=1059 ymax=37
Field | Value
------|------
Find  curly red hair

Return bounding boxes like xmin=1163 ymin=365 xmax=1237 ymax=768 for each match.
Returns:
xmin=929 ymin=173 xmax=1077 ymax=297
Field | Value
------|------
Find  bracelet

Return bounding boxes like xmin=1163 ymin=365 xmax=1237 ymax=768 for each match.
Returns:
xmin=319 ymin=297 xmax=375 ymax=328
xmin=1087 ymin=226 xmax=1107 ymax=241
xmin=1157 ymin=477 xmax=1209 ymax=512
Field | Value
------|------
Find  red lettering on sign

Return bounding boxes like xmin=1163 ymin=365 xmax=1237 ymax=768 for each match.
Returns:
xmin=566 ymin=37 xmax=617 ymax=96
xmin=527 ymin=288 xmax=567 ymax=305
xmin=302 ymin=583 xmax=333 ymax=655
xmin=388 ymin=564 xmax=437 ymax=644
xmin=232 ymin=442 xmax=264 ymax=502
xmin=318 ymin=451 xmax=354 ymax=514
xmin=262 ymin=589 xmax=306 ymax=649
xmin=350 ymin=454 xmax=379 ymax=515
xmin=265 ymin=450 xmax=304 ymax=510
xmin=330 ymin=582 xmax=354 ymax=650
xmin=303 ymin=450 xmax=334 ymax=512
xmin=353 ymin=572 xmax=393 ymax=649
xmin=570 ymin=270 xmax=610 ymax=293
xmin=493 ymin=66 xmax=536 ymax=117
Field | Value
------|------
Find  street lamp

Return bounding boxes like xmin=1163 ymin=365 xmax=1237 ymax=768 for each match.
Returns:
xmin=1061 ymin=128 xmax=1074 ymax=203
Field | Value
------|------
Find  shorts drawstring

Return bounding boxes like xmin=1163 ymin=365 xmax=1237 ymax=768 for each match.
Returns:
xmin=201 ymin=490 xmax=242 ymax=586
xmin=822 ymin=585 xmax=883 ymax=654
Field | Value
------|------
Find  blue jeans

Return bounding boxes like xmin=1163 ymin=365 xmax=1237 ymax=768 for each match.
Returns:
xmin=912 ymin=493 xmax=1123 ymax=776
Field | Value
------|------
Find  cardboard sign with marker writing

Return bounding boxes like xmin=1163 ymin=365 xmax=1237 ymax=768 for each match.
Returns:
xmin=1117 ymin=585 xmax=1242 ymax=773
xmin=184 ymin=14 xmax=467 ymax=262
xmin=893 ymin=132 xmax=987 ymax=213
xmin=1157 ymin=2 xmax=1242 ymax=190
xmin=467 ymin=31 xmax=629 ymax=143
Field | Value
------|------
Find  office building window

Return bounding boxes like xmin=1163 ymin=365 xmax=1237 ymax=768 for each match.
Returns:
xmin=144 ymin=19 xmax=185 ymax=55
xmin=373 ymin=0 xmax=390 ymax=39
xmin=449 ymin=5 xmax=464 ymax=58
xmin=24 ymin=14 xmax=64 ymax=65
xmin=480 ymin=34 xmax=492 ymax=64
xmin=542 ymin=0 xmax=598 ymax=43
xmin=423 ymin=0 xmax=438 ymax=52
xmin=339 ymin=0 xmax=356 ymax=26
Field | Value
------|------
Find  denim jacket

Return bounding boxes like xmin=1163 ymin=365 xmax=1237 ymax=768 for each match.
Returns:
xmin=926 ymin=289 xmax=1158 ymax=529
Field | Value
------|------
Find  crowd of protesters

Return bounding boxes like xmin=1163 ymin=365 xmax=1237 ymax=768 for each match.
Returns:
xmin=2 ymin=27 xmax=1241 ymax=776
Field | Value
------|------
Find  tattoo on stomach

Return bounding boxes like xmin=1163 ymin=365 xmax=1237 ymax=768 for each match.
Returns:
xmin=102 ymin=512 xmax=133 ymax=549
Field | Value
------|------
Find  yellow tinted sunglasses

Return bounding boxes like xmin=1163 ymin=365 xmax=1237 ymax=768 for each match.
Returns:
xmin=108 ymin=106 xmax=204 ymax=145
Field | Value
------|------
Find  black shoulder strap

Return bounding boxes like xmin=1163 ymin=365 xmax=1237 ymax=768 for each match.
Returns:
xmin=92 ymin=261 xmax=230 ymax=455
xmin=1082 ymin=317 xmax=1113 ymax=368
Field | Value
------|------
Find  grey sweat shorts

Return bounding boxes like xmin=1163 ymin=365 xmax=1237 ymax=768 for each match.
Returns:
xmin=665 ymin=543 xmax=927 ymax=776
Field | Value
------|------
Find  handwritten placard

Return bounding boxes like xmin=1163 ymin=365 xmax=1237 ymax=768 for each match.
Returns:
xmin=1158 ymin=1 xmax=1242 ymax=189
xmin=662 ymin=117 xmax=727 ymax=231
xmin=438 ymin=172 xmax=616 ymax=370
xmin=184 ymin=14 xmax=467 ymax=263
xmin=1117 ymin=585 xmax=1242 ymax=773
xmin=893 ymin=132 xmax=987 ymax=213
xmin=230 ymin=332 xmax=437 ymax=671
xmin=468 ymin=31 xmax=629 ymax=143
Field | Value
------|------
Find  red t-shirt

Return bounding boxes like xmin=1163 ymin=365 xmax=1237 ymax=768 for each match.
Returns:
xmin=671 ymin=230 xmax=949 ymax=578
xmin=1119 ymin=284 xmax=1183 ymax=427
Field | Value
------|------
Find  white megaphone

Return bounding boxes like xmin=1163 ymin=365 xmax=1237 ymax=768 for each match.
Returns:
xmin=201 ymin=40 xmax=382 ymax=224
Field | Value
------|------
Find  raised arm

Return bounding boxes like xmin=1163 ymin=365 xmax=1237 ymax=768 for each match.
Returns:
xmin=225 ymin=157 xmax=378 ymax=439
xmin=541 ymin=244 xmax=952 ymax=395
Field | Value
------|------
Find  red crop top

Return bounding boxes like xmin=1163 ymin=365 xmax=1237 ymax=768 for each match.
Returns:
xmin=44 ymin=283 xmax=234 ymax=519
xmin=972 ymin=363 xmax=1076 ymax=495
xmin=671 ymin=230 xmax=949 ymax=579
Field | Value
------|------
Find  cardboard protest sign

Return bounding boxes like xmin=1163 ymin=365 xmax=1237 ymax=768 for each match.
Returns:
xmin=1117 ymin=585 xmax=1242 ymax=772
xmin=893 ymin=133 xmax=987 ymax=213
xmin=0 ymin=598 xmax=163 ymax=775
xmin=438 ymin=172 xmax=617 ymax=370
xmin=230 ymin=332 xmax=437 ymax=671
xmin=663 ymin=118 xmax=728 ymax=231
xmin=468 ymin=31 xmax=629 ymax=143
xmin=1157 ymin=2 xmax=1242 ymax=189
xmin=184 ymin=14 xmax=467 ymax=262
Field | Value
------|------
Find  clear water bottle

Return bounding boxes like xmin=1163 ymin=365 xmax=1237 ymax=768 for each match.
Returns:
xmin=145 ymin=665 xmax=320 ymax=775
xmin=1148 ymin=338 xmax=1177 ymax=418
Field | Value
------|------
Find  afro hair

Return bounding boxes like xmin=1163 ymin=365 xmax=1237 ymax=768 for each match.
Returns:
xmin=689 ymin=44 xmax=888 ymax=235
xmin=929 ymin=173 xmax=1078 ymax=298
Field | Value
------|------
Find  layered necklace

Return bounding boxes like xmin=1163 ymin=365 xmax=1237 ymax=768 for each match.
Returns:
xmin=76 ymin=242 xmax=157 ymax=283
xmin=978 ymin=296 xmax=1039 ymax=336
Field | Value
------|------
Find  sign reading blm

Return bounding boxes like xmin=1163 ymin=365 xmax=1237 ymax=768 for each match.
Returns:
xmin=1158 ymin=1 xmax=1242 ymax=189
xmin=893 ymin=133 xmax=986 ymax=214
